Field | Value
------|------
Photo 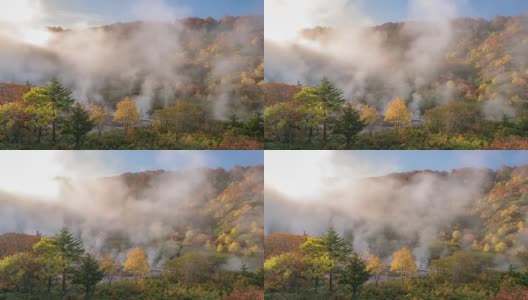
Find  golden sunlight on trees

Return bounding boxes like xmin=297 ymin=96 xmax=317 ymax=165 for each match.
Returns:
xmin=114 ymin=97 xmax=140 ymax=136
xmin=23 ymin=87 xmax=56 ymax=143
xmin=390 ymin=247 xmax=417 ymax=288
xmin=366 ymin=255 xmax=385 ymax=287
xmin=360 ymin=104 xmax=379 ymax=136
xmin=0 ymin=101 xmax=28 ymax=144
xmin=89 ymin=103 xmax=107 ymax=137
xmin=384 ymin=97 xmax=411 ymax=133
xmin=99 ymin=256 xmax=120 ymax=288
xmin=264 ymin=251 xmax=306 ymax=292
xmin=124 ymin=247 xmax=150 ymax=285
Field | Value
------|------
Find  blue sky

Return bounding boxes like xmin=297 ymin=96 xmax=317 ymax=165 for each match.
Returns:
xmin=358 ymin=0 xmax=528 ymax=24
xmin=264 ymin=150 xmax=528 ymax=200
xmin=352 ymin=151 xmax=528 ymax=172
xmin=40 ymin=0 xmax=263 ymax=27
xmin=104 ymin=150 xmax=263 ymax=174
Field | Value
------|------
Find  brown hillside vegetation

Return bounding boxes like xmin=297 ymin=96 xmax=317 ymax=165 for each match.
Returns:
xmin=265 ymin=232 xmax=307 ymax=258
xmin=1 ymin=166 xmax=264 ymax=262
xmin=264 ymin=82 xmax=302 ymax=106
xmin=0 ymin=233 xmax=40 ymax=258
xmin=0 ymin=83 xmax=30 ymax=105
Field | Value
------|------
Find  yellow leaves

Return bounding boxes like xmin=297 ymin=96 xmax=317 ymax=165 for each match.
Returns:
xmin=472 ymin=240 xmax=482 ymax=252
xmin=360 ymin=104 xmax=378 ymax=126
xmin=452 ymin=230 xmax=461 ymax=242
xmin=23 ymin=87 xmax=50 ymax=105
xmin=114 ymin=96 xmax=140 ymax=136
xmin=240 ymin=72 xmax=256 ymax=86
xmin=123 ymin=247 xmax=150 ymax=279
xmin=300 ymin=237 xmax=326 ymax=255
xmin=89 ymin=103 xmax=106 ymax=125
xmin=230 ymin=227 xmax=238 ymax=236
xmin=294 ymin=87 xmax=321 ymax=109
xmin=254 ymin=62 xmax=264 ymax=81
xmin=185 ymin=230 xmax=195 ymax=241
xmin=495 ymin=242 xmax=507 ymax=253
xmin=366 ymin=255 xmax=385 ymax=275
xmin=518 ymin=221 xmax=524 ymax=230
xmin=483 ymin=243 xmax=491 ymax=253
xmin=264 ymin=251 xmax=307 ymax=290
xmin=494 ymin=54 xmax=512 ymax=67
xmin=390 ymin=247 xmax=416 ymax=290
xmin=248 ymin=245 xmax=261 ymax=255
xmin=99 ymin=256 xmax=119 ymax=275
xmin=228 ymin=241 xmax=241 ymax=253
xmin=390 ymin=247 xmax=417 ymax=276
xmin=152 ymin=102 xmax=206 ymax=134
xmin=491 ymin=235 xmax=499 ymax=245
xmin=497 ymin=227 xmax=505 ymax=236
xmin=384 ymin=97 xmax=411 ymax=131
xmin=0 ymin=101 xmax=27 ymax=128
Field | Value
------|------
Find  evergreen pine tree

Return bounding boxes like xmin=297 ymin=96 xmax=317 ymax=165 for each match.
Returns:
xmin=47 ymin=78 xmax=75 ymax=142
xmin=322 ymin=227 xmax=352 ymax=291
xmin=55 ymin=227 xmax=84 ymax=293
xmin=338 ymin=253 xmax=371 ymax=300
xmin=332 ymin=104 xmax=365 ymax=149
xmin=62 ymin=104 xmax=95 ymax=149
xmin=72 ymin=254 xmax=104 ymax=300
xmin=318 ymin=78 xmax=346 ymax=143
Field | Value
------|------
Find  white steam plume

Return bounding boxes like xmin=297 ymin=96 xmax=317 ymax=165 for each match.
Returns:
xmin=265 ymin=151 xmax=495 ymax=267
xmin=0 ymin=0 xmax=262 ymax=119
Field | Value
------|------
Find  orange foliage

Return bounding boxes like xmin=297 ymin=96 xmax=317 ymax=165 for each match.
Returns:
xmin=487 ymin=138 xmax=528 ymax=150
xmin=265 ymin=233 xmax=307 ymax=258
xmin=0 ymin=233 xmax=40 ymax=258
xmin=264 ymin=82 xmax=302 ymax=107
xmin=0 ymin=83 xmax=30 ymax=105
xmin=219 ymin=132 xmax=264 ymax=150
xmin=490 ymin=287 xmax=528 ymax=300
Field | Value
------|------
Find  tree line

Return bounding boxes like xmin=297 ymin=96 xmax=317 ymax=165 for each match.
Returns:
xmin=265 ymin=78 xmax=528 ymax=150
xmin=0 ymin=228 xmax=264 ymax=299
xmin=0 ymin=79 xmax=264 ymax=150
xmin=265 ymin=78 xmax=414 ymax=149
xmin=265 ymin=228 xmax=528 ymax=299
xmin=265 ymin=228 xmax=418 ymax=299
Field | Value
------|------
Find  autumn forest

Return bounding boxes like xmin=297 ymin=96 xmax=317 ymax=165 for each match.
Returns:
xmin=0 ymin=155 xmax=264 ymax=299
xmin=3 ymin=0 xmax=528 ymax=299
xmin=265 ymin=13 xmax=528 ymax=150
xmin=0 ymin=15 xmax=264 ymax=150
xmin=265 ymin=152 xmax=528 ymax=299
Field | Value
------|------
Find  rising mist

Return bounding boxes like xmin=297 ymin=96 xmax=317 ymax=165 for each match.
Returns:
xmin=265 ymin=0 xmax=528 ymax=118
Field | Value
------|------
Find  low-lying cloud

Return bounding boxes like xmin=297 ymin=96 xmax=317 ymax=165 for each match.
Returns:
xmin=265 ymin=0 xmax=527 ymax=119
xmin=0 ymin=0 xmax=262 ymax=119
xmin=265 ymin=151 xmax=496 ymax=267
xmin=0 ymin=151 xmax=216 ymax=266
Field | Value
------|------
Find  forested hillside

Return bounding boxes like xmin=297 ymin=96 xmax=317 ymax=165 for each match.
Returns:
xmin=265 ymin=15 xmax=528 ymax=150
xmin=265 ymin=165 xmax=528 ymax=299
xmin=0 ymin=165 xmax=264 ymax=299
xmin=0 ymin=16 xmax=264 ymax=149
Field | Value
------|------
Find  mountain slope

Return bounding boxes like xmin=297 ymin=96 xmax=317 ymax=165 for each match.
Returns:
xmin=0 ymin=166 xmax=264 ymax=267
xmin=0 ymin=83 xmax=30 ymax=105
xmin=265 ymin=164 xmax=528 ymax=264
xmin=267 ymin=15 xmax=528 ymax=117
xmin=0 ymin=15 xmax=264 ymax=116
